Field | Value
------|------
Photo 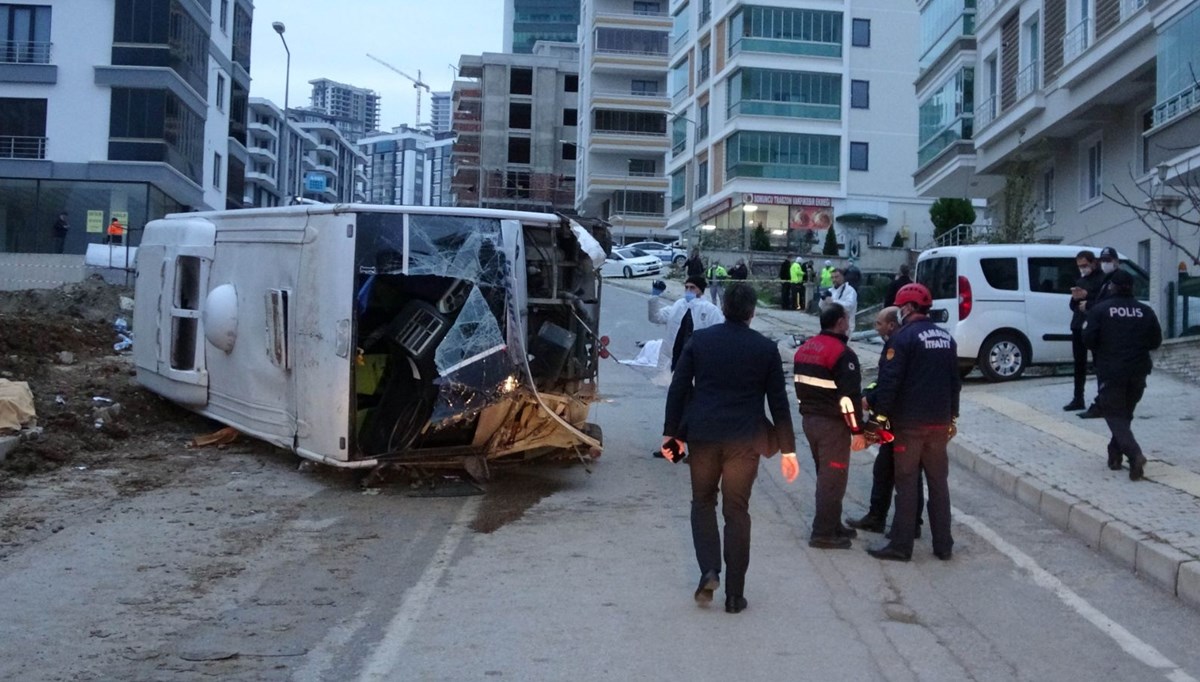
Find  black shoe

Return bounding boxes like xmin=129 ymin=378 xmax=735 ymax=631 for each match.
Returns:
xmin=694 ymin=570 xmax=720 ymax=604
xmin=1063 ymin=399 xmax=1085 ymax=411
xmin=845 ymin=514 xmax=885 ymax=533
xmin=934 ymin=550 xmax=953 ymax=561
xmin=1107 ymin=447 xmax=1122 ymax=471
xmin=867 ymin=544 xmax=911 ymax=562
xmin=836 ymin=525 xmax=858 ymax=540
xmin=1129 ymin=455 xmax=1147 ymax=481
xmin=885 ymin=524 xmax=922 ymax=540
xmin=1078 ymin=407 xmax=1103 ymax=419
xmin=652 ymin=448 xmax=665 ymax=458
xmin=725 ymin=595 xmax=748 ymax=614
xmin=808 ymin=535 xmax=852 ymax=550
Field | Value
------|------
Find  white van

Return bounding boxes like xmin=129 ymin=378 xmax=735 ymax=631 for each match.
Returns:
xmin=915 ymin=244 xmax=1150 ymax=381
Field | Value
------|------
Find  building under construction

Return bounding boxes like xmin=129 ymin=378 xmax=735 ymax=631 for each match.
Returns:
xmin=451 ymin=43 xmax=580 ymax=215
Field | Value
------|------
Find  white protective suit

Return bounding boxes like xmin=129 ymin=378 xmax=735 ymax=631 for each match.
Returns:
xmin=648 ymin=294 xmax=725 ymax=367
xmin=821 ymin=281 xmax=858 ymax=326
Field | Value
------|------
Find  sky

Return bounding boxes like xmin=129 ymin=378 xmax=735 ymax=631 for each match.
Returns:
xmin=248 ymin=0 xmax=505 ymax=131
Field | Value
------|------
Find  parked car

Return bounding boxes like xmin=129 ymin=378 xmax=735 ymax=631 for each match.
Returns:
xmin=916 ymin=244 xmax=1150 ymax=381
xmin=602 ymin=247 xmax=663 ymax=278
xmin=625 ymin=241 xmax=686 ymax=267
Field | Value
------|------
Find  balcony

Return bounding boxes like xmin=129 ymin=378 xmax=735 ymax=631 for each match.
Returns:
xmin=1062 ymin=17 xmax=1091 ymax=64
xmin=1154 ymin=82 xmax=1200 ymax=128
xmin=592 ymin=89 xmax=670 ymax=109
xmin=976 ymin=0 xmax=1000 ymax=25
xmin=728 ymin=100 xmax=840 ymax=121
xmin=975 ymin=95 xmax=996 ymax=130
xmin=0 ymin=135 xmax=47 ymax=159
xmin=1015 ymin=60 xmax=1040 ymax=100
xmin=0 ymin=40 xmax=52 ymax=64
xmin=729 ymin=36 xmax=841 ymax=59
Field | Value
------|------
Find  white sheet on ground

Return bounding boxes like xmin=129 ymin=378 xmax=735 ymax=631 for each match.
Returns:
xmin=620 ymin=339 xmax=662 ymax=367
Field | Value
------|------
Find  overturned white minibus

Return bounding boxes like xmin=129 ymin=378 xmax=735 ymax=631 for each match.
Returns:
xmin=133 ymin=204 xmax=607 ymax=470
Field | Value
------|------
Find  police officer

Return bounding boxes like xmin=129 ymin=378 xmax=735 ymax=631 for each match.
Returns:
xmin=1064 ymin=250 xmax=1105 ymax=412
xmin=1083 ymin=269 xmax=1162 ymax=480
xmin=794 ymin=303 xmax=867 ymax=549
xmin=865 ymin=283 xmax=960 ymax=562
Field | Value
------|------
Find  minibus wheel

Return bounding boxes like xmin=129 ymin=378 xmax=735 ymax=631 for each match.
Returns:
xmin=978 ymin=332 xmax=1027 ymax=381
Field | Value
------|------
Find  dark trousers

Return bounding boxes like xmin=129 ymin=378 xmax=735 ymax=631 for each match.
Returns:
xmin=780 ymin=282 xmax=792 ymax=310
xmin=867 ymin=442 xmax=924 ymax=526
xmin=53 ymin=235 xmax=66 ymax=253
xmin=688 ymin=440 xmax=760 ymax=598
xmin=1097 ymin=374 xmax=1147 ymax=462
xmin=891 ymin=426 xmax=953 ymax=556
xmin=1070 ymin=329 xmax=1091 ymax=402
xmin=802 ymin=414 xmax=850 ymax=539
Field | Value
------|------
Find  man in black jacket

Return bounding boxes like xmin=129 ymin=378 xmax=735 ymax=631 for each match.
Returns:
xmin=1064 ymin=250 xmax=1105 ymax=411
xmin=778 ymin=253 xmax=795 ymax=310
xmin=794 ymin=303 xmax=868 ymax=549
xmin=883 ymin=263 xmax=912 ymax=309
xmin=1083 ymin=269 xmax=1162 ymax=480
xmin=662 ymin=283 xmax=797 ymax=614
xmin=865 ymin=284 xmax=960 ymax=562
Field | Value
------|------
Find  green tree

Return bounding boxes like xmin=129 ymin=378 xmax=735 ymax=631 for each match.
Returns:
xmin=891 ymin=231 xmax=906 ymax=248
xmin=996 ymin=159 xmax=1038 ymax=244
xmin=750 ymin=225 xmax=771 ymax=251
xmin=929 ymin=198 xmax=977 ymax=241
xmin=822 ymin=225 xmax=839 ymax=255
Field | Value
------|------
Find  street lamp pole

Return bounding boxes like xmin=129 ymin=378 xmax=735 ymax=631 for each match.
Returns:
xmin=272 ymin=21 xmax=299 ymax=202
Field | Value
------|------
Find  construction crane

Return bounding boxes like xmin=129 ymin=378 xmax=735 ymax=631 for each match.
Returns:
xmin=367 ymin=53 xmax=430 ymax=127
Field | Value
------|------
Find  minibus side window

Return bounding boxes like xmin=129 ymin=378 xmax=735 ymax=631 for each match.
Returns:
xmin=980 ymin=258 xmax=1018 ymax=290
xmin=917 ymin=256 xmax=957 ymax=300
xmin=1027 ymin=257 xmax=1076 ymax=294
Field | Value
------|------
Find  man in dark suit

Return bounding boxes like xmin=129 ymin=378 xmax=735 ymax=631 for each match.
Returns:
xmin=662 ymin=283 xmax=797 ymax=614
xmin=883 ymin=263 xmax=912 ymax=309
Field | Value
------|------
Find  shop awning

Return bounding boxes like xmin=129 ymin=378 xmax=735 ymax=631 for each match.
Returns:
xmin=835 ymin=213 xmax=888 ymax=225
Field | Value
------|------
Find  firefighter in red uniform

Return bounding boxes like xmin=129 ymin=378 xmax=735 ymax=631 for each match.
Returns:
xmin=794 ymin=303 xmax=867 ymax=549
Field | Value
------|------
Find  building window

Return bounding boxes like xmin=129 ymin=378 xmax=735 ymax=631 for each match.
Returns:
xmin=509 ymin=102 xmax=531 ymax=129
xmin=594 ymin=109 xmax=667 ymax=134
xmin=629 ymin=159 xmax=657 ymax=176
xmin=631 ymin=79 xmax=659 ymax=95
xmin=1 ymin=4 xmax=52 ymax=64
xmin=671 ymin=115 xmax=688 ymax=155
xmin=508 ymin=136 xmax=531 ymax=164
xmin=0 ymin=97 xmax=47 ymax=158
xmin=219 ymin=0 xmax=228 ymax=32
xmin=213 ymin=152 xmax=222 ymax=188
xmin=564 ymin=74 xmax=579 ymax=92
xmin=852 ymin=18 xmax=870 ymax=47
xmin=1042 ymin=167 xmax=1055 ymax=214
xmin=595 ymin=27 xmax=669 ymax=55
xmin=670 ymin=59 xmax=689 ymax=101
xmin=725 ymin=130 xmax=841 ymax=182
xmin=672 ymin=2 xmax=690 ymax=47
xmin=850 ymin=80 xmax=869 ymax=109
xmin=216 ymin=73 xmax=225 ymax=111
xmin=698 ymin=43 xmax=711 ymax=81
xmin=727 ymin=68 xmax=842 ymax=120
xmin=562 ymin=108 xmax=578 ymax=127
xmin=109 ymin=87 xmax=205 ymax=184
xmin=633 ymin=1 xmax=662 ymax=15
xmin=1081 ymin=135 xmax=1102 ymax=204
xmin=670 ymin=167 xmax=686 ymax=211
xmin=697 ymin=102 xmax=709 ymax=140
xmin=561 ymin=142 xmax=576 ymax=161
xmin=728 ymin=6 xmax=843 ymax=58
xmin=849 ymin=142 xmax=868 ymax=171
xmin=510 ymin=68 xmax=533 ymax=95
xmin=696 ymin=160 xmax=708 ymax=197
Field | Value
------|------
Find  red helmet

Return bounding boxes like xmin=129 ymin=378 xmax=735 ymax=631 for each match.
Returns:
xmin=895 ymin=283 xmax=932 ymax=308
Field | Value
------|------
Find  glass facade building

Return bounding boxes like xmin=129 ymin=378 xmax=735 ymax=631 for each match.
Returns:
xmin=728 ymin=6 xmax=842 ymax=58
xmin=917 ymin=67 xmax=974 ymax=167
xmin=727 ymin=68 xmax=841 ymax=120
xmin=509 ymin=0 xmax=580 ymax=53
xmin=724 ymin=131 xmax=840 ymax=181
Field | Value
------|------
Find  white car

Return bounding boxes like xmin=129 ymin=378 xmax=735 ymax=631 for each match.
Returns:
xmin=602 ymin=247 xmax=663 ymax=278
xmin=916 ymin=244 xmax=1150 ymax=381
xmin=625 ymin=241 xmax=686 ymax=267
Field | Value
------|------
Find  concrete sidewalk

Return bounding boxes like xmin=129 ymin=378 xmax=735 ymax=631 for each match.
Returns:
xmin=605 ymin=275 xmax=1200 ymax=610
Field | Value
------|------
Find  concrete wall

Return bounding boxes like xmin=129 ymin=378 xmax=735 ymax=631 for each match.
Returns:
xmin=1153 ymin=336 xmax=1200 ymax=383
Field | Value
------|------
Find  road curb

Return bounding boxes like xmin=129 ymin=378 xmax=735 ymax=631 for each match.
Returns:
xmin=949 ymin=439 xmax=1199 ymax=610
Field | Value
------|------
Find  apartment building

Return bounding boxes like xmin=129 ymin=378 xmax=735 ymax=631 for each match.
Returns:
xmin=575 ymin=0 xmax=672 ymax=242
xmin=244 ymin=97 xmax=317 ymax=207
xmin=308 ymin=78 xmax=381 ymax=142
xmin=505 ymin=0 xmax=582 ymax=53
xmin=358 ymin=125 xmax=455 ymax=206
xmin=293 ymin=110 xmax=368 ymax=204
xmin=0 ymin=0 xmax=252 ymax=253
xmin=450 ymin=43 xmax=579 ymax=213
xmin=914 ymin=0 xmax=1200 ymax=331
xmin=664 ymin=0 xmax=934 ymax=253
xmin=429 ymin=91 xmax=453 ymax=133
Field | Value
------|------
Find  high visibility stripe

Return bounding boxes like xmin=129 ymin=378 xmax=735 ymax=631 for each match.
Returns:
xmin=794 ymin=374 xmax=837 ymax=389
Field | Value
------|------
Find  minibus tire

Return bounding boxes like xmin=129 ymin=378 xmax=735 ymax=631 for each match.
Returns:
xmin=978 ymin=332 xmax=1027 ymax=381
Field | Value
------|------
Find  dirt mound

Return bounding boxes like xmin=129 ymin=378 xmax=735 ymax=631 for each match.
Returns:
xmin=1 ymin=279 xmax=214 ymax=483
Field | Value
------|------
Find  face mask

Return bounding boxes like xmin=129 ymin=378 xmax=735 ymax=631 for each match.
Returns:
xmin=1079 ymin=266 xmax=1092 ymax=277
xmin=684 ymin=291 xmax=696 ymax=302
xmin=896 ymin=307 xmax=906 ymax=325
xmin=1101 ymin=261 xmax=1116 ymax=274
